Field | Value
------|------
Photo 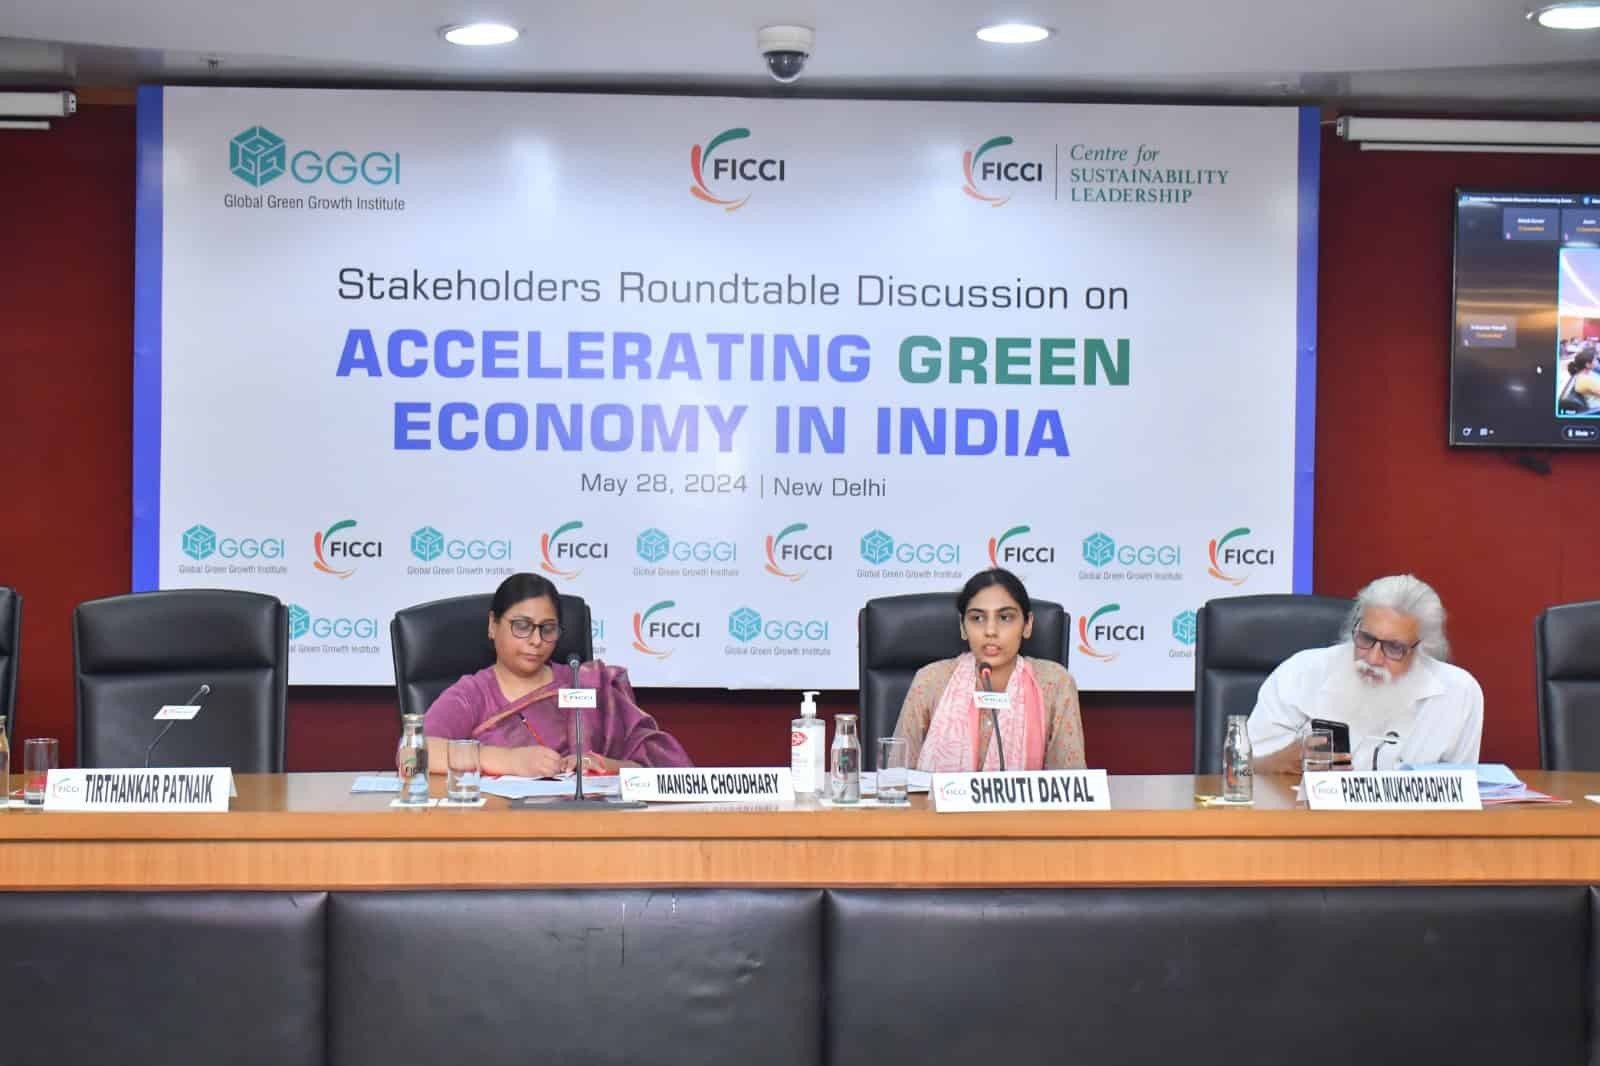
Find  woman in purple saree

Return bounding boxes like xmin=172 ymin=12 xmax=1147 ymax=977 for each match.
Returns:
xmin=424 ymin=573 xmax=692 ymax=776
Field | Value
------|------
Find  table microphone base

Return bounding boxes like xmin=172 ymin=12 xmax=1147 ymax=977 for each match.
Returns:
xmin=514 ymin=795 xmax=647 ymax=810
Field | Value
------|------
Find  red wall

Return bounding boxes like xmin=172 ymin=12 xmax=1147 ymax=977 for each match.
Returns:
xmin=3 ymin=104 xmax=1594 ymax=772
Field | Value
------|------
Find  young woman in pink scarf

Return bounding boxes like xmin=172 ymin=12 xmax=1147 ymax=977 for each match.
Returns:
xmin=893 ymin=569 xmax=1086 ymax=772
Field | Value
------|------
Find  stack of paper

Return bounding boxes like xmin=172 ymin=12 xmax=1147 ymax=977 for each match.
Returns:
xmin=1403 ymin=763 xmax=1569 ymax=805
xmin=479 ymin=774 xmax=621 ymax=800
xmin=859 ymin=769 xmax=933 ymax=796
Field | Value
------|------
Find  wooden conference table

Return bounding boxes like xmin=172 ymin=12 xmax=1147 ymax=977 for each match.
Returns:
xmin=2 ymin=770 xmax=1599 ymax=891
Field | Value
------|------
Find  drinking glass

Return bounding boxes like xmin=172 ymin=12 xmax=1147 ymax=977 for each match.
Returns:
xmin=1301 ymin=728 xmax=1335 ymax=775
xmin=24 ymin=738 xmax=58 ymax=806
xmin=876 ymin=737 xmax=910 ymax=806
xmin=446 ymin=739 xmax=481 ymax=803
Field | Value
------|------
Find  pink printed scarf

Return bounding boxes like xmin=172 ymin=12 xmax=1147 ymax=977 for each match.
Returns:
xmin=916 ymin=653 xmax=1047 ymax=772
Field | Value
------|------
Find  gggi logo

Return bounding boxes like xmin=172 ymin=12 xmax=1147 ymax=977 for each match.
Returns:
xmin=228 ymin=126 xmax=400 ymax=188
xmin=728 ymin=607 xmax=830 ymax=643
xmin=859 ymin=529 xmax=960 ymax=566
xmin=410 ymin=526 xmax=511 ymax=563
xmin=637 ymin=528 xmax=736 ymax=564
xmin=289 ymin=604 xmax=379 ymax=642
xmin=181 ymin=523 xmax=285 ymax=561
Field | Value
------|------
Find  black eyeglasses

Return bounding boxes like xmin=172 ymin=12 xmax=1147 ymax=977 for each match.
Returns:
xmin=506 ymin=618 xmax=561 ymax=643
xmin=1352 ymin=627 xmax=1419 ymax=662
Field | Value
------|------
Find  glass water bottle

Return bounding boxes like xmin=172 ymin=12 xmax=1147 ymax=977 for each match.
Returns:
xmin=830 ymin=713 xmax=861 ymax=804
xmin=1222 ymin=714 xmax=1254 ymax=804
xmin=397 ymin=713 xmax=430 ymax=805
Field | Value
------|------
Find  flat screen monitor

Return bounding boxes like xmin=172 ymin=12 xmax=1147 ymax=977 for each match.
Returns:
xmin=1450 ymin=188 xmax=1600 ymax=448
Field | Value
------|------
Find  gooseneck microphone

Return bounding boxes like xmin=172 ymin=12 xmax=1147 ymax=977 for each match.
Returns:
xmin=145 ymin=683 xmax=211 ymax=769
xmin=979 ymin=666 xmax=1007 ymax=772
xmin=567 ymin=654 xmax=587 ymax=801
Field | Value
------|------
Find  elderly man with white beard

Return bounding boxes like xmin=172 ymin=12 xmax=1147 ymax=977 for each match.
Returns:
xmin=1248 ymin=574 xmax=1484 ymax=773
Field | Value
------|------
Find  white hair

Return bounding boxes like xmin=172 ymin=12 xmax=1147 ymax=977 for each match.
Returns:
xmin=1344 ymin=573 xmax=1450 ymax=661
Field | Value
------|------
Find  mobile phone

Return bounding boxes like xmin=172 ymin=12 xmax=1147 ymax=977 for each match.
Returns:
xmin=1310 ymin=718 xmax=1351 ymax=755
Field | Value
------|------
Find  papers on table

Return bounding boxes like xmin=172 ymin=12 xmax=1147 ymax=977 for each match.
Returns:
xmin=859 ymin=769 xmax=932 ymax=796
xmin=1402 ymin=763 xmax=1569 ymax=806
xmin=479 ymin=774 xmax=621 ymax=800
xmin=351 ymin=775 xmax=402 ymax=793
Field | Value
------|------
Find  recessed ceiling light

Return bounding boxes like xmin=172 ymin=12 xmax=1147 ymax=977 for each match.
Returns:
xmin=1528 ymin=2 xmax=1600 ymax=29
xmin=976 ymin=23 xmax=1052 ymax=44
xmin=441 ymin=22 xmax=521 ymax=46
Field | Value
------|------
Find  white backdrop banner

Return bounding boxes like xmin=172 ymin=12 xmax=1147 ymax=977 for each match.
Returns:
xmin=132 ymin=87 xmax=1318 ymax=689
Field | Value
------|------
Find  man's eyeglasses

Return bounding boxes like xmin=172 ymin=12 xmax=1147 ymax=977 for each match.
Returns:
xmin=506 ymin=618 xmax=561 ymax=643
xmin=1352 ymin=627 xmax=1419 ymax=662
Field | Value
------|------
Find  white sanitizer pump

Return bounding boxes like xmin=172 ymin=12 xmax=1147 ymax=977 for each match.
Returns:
xmin=791 ymin=690 xmax=826 ymax=794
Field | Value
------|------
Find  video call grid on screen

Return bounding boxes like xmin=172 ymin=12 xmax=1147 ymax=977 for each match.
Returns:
xmin=1450 ymin=189 xmax=1600 ymax=449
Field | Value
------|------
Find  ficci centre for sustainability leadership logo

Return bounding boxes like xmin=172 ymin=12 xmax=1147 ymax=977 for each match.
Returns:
xmin=690 ymin=127 xmax=785 ymax=212
xmin=313 ymin=519 xmax=382 ymax=579
xmin=228 ymin=125 xmax=400 ymax=188
xmin=1207 ymin=526 xmax=1275 ymax=586
xmin=962 ymin=135 xmax=1044 ymax=207
xmin=632 ymin=600 xmax=701 ymax=659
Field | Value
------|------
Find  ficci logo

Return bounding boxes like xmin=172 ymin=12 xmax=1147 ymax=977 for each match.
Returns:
xmin=542 ymin=520 xmax=607 ymax=578
xmin=1207 ymin=527 xmax=1275 ymax=585
xmin=962 ymin=135 xmax=1043 ymax=206
xmin=632 ymin=600 xmax=700 ymax=659
xmin=1076 ymin=603 xmax=1145 ymax=662
xmin=314 ymin=518 xmax=382 ymax=579
xmin=690 ymin=127 xmax=785 ymax=212
xmin=230 ymin=126 xmax=286 ymax=187
xmin=764 ymin=522 xmax=830 ymax=581
xmin=987 ymin=524 xmax=1055 ymax=567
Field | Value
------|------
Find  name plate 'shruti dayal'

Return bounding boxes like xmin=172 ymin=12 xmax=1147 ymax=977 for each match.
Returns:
xmin=932 ymin=770 xmax=1111 ymax=812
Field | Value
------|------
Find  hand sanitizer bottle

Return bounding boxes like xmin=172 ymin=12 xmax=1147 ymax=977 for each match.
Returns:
xmin=791 ymin=691 xmax=826 ymax=795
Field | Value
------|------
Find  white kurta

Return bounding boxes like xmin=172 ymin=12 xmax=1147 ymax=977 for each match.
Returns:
xmin=1247 ymin=644 xmax=1484 ymax=770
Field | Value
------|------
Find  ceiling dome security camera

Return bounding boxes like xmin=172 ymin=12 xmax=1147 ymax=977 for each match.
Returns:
xmin=758 ymin=25 xmax=814 ymax=84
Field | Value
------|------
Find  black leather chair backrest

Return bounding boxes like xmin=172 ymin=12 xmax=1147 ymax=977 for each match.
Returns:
xmin=0 ymin=587 xmax=18 ymax=743
xmin=1193 ymin=592 xmax=1353 ymax=773
xmin=391 ymin=593 xmax=593 ymax=720
xmin=74 ymin=589 xmax=288 ymax=772
xmin=1536 ymin=600 xmax=1600 ymax=770
xmin=857 ymin=592 xmax=1069 ymax=770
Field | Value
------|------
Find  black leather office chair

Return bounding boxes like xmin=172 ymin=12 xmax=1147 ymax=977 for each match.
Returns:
xmin=1192 ymin=593 xmax=1352 ymax=773
xmin=74 ymin=589 xmax=288 ymax=771
xmin=1536 ymin=600 xmax=1600 ymax=770
xmin=391 ymin=593 xmax=593 ymax=720
xmin=857 ymin=592 xmax=1069 ymax=770
xmin=0 ymin=586 xmax=19 ymax=744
